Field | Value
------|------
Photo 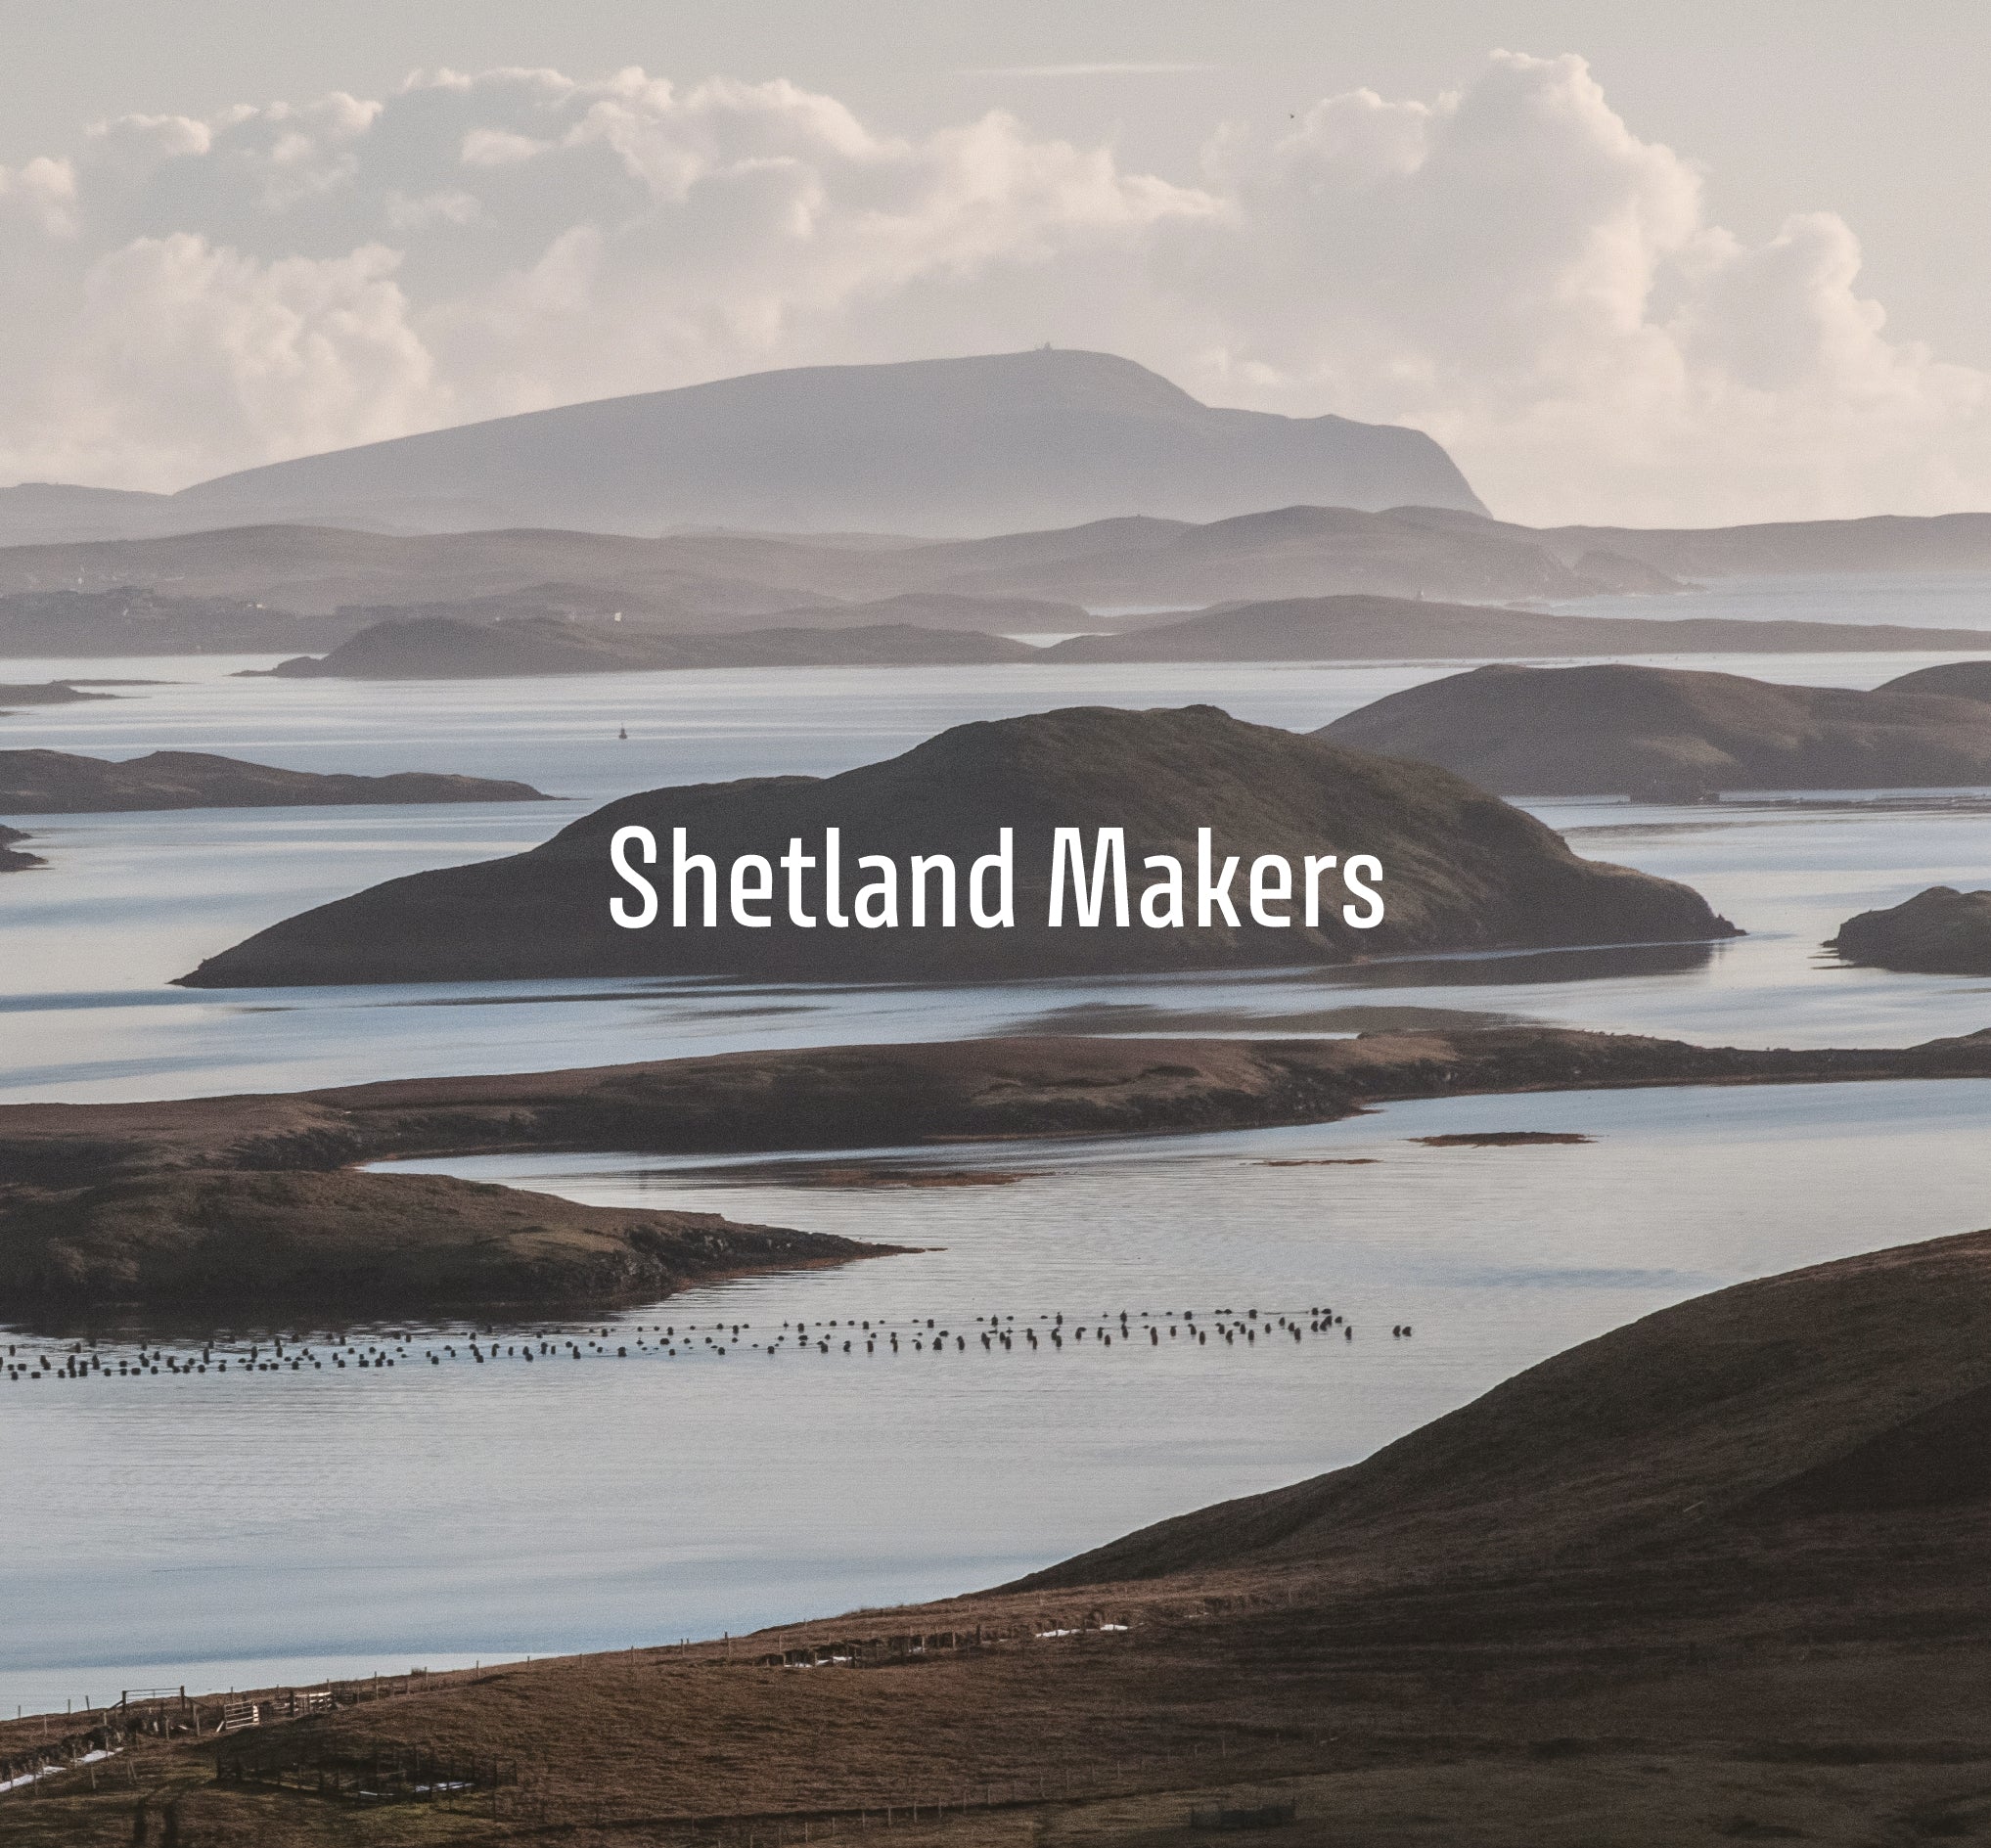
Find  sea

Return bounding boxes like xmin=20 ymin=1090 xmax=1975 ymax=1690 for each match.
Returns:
xmin=4 ymin=576 xmax=1991 ymax=1714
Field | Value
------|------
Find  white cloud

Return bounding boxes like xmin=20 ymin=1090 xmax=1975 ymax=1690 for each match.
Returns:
xmin=0 ymin=51 xmax=1985 ymax=523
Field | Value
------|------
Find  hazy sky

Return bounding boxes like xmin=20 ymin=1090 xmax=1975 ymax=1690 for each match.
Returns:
xmin=1 ymin=1 xmax=1986 ymax=524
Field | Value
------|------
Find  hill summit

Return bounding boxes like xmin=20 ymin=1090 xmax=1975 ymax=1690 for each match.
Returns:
xmin=167 ymin=349 xmax=1484 ymax=538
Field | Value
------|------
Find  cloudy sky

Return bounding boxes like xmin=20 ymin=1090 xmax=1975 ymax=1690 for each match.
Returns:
xmin=1 ymin=0 xmax=1986 ymax=525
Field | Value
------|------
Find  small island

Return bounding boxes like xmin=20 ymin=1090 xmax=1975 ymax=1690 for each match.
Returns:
xmin=256 ymin=614 xmax=1036 ymax=678
xmin=1320 ymin=660 xmax=1991 ymax=794
xmin=0 ymin=747 xmax=548 ymax=813
xmin=1827 ymin=885 xmax=1991 ymax=974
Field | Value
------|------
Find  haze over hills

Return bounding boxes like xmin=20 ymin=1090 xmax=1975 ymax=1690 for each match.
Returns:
xmin=1042 ymin=594 xmax=1991 ymax=663
xmin=17 ymin=500 xmax=1991 ymax=657
xmin=0 ymin=507 xmax=1641 ymax=640
xmin=0 ymin=351 xmax=1484 ymax=544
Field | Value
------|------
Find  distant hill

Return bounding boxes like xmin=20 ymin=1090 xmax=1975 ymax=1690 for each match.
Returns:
xmin=162 ymin=350 xmax=1484 ymax=537
xmin=1527 ymin=510 xmax=1991 ymax=577
xmin=176 ymin=704 xmax=1731 ymax=988
xmin=259 ymin=616 xmax=1037 ymax=679
xmin=0 ymin=527 xmax=838 ymax=625
xmin=0 ymin=749 xmax=547 ymax=815
xmin=0 ymin=586 xmax=357 ymax=656
xmin=0 ymin=510 xmax=1612 ymax=635
xmin=743 ymin=592 xmax=1092 ymax=635
xmin=909 ymin=504 xmax=1638 ymax=606
xmin=0 ymin=482 xmax=179 ymax=547
xmin=1042 ymin=594 xmax=1991 ymax=662
xmin=1319 ymin=662 xmax=1991 ymax=794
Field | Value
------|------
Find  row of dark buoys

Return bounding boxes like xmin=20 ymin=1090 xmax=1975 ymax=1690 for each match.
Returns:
xmin=3 ymin=1306 xmax=1419 ymax=1382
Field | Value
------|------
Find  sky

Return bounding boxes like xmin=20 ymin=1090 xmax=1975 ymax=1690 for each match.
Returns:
xmin=0 ymin=1 xmax=1987 ymax=526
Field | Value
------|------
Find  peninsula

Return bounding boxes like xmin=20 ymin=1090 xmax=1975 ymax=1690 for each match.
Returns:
xmin=7 ymin=1024 xmax=1991 ymax=1318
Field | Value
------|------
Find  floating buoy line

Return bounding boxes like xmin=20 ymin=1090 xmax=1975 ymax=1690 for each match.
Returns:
xmin=1 ymin=1306 xmax=1419 ymax=1386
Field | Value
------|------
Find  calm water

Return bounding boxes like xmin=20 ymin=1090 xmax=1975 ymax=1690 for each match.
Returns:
xmin=5 ymin=611 xmax=1991 ymax=1712
xmin=6 ymin=1078 xmax=1990 ymax=1714
xmin=4 ymin=645 xmax=1990 ymax=1104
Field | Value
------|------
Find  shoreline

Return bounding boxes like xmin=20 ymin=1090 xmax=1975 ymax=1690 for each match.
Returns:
xmin=6 ymin=1023 xmax=1991 ymax=1320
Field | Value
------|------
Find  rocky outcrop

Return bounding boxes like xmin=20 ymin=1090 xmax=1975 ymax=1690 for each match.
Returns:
xmin=1828 ymin=885 xmax=1991 ymax=974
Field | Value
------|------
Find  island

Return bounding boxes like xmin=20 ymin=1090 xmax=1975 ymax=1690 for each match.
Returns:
xmin=0 ymin=680 xmax=119 ymax=716
xmin=1828 ymin=884 xmax=1991 ymax=973
xmin=0 ymin=822 xmax=42 ymax=871
xmin=255 ymin=614 xmax=1038 ymax=678
xmin=0 ymin=747 xmax=548 ymax=813
xmin=173 ymin=703 xmax=1734 ymax=987
xmin=1318 ymin=660 xmax=1991 ymax=793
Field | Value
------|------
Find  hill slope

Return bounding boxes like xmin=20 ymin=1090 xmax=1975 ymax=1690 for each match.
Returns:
xmin=176 ymin=704 xmax=1731 ymax=987
xmin=1877 ymin=659 xmax=1991 ymax=701
xmin=1319 ymin=662 xmax=1991 ymax=793
xmin=170 ymin=350 xmax=1485 ymax=536
xmin=1017 ymin=1218 xmax=1991 ymax=1592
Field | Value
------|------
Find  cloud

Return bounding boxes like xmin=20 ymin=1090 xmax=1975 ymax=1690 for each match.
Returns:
xmin=0 ymin=52 xmax=1984 ymax=523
